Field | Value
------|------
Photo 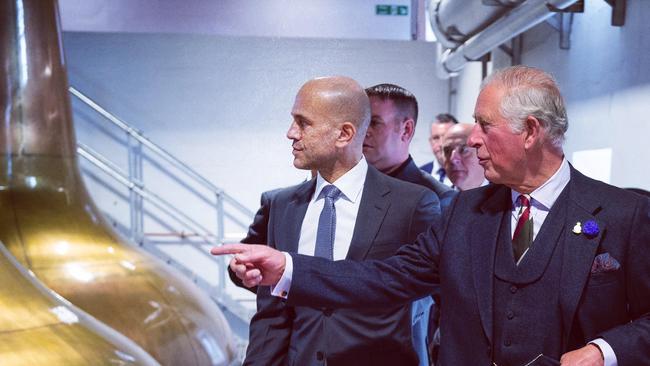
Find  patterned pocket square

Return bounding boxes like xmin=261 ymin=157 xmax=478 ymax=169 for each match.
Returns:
xmin=591 ymin=253 xmax=621 ymax=274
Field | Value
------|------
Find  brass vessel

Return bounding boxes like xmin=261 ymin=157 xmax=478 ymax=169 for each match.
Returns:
xmin=0 ymin=1 xmax=237 ymax=364
xmin=0 ymin=242 xmax=160 ymax=365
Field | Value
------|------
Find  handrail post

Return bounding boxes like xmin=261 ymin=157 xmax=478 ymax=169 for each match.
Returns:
xmin=128 ymin=135 xmax=144 ymax=244
xmin=216 ymin=191 xmax=226 ymax=291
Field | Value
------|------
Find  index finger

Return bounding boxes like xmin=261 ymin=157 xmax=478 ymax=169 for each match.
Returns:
xmin=210 ymin=243 xmax=250 ymax=256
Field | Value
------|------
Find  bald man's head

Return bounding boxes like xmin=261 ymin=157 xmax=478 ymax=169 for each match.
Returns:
xmin=445 ymin=123 xmax=473 ymax=141
xmin=287 ymin=76 xmax=371 ymax=181
xmin=297 ymin=76 xmax=371 ymax=139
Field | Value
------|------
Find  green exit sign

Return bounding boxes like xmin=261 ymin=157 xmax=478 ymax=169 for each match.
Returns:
xmin=376 ymin=4 xmax=409 ymax=16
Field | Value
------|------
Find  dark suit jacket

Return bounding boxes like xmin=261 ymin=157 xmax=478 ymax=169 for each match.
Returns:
xmin=393 ymin=156 xmax=455 ymax=211
xmin=246 ymin=165 xmax=440 ymax=366
xmin=419 ymin=161 xmax=434 ymax=174
xmin=287 ymin=166 xmax=650 ymax=365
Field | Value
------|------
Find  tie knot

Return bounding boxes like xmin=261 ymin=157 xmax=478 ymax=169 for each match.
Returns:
xmin=320 ymin=185 xmax=342 ymax=201
xmin=517 ymin=194 xmax=531 ymax=208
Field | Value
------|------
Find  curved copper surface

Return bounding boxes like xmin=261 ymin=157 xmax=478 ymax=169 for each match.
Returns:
xmin=0 ymin=1 xmax=236 ymax=365
xmin=0 ymin=241 xmax=160 ymax=366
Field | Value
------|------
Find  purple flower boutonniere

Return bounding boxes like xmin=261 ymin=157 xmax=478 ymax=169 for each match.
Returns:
xmin=583 ymin=220 xmax=599 ymax=238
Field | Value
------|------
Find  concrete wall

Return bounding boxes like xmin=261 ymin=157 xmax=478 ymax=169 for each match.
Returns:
xmin=453 ymin=0 xmax=650 ymax=190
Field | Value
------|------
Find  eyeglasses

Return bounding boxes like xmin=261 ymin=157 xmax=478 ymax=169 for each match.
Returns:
xmin=442 ymin=143 xmax=473 ymax=160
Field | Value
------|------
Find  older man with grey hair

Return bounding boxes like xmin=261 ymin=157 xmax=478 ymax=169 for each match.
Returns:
xmin=215 ymin=66 xmax=650 ymax=366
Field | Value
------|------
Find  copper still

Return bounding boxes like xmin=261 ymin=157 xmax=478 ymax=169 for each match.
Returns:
xmin=0 ymin=1 xmax=237 ymax=364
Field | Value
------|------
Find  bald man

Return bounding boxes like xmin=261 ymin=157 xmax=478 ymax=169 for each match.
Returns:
xmin=244 ymin=76 xmax=439 ymax=366
xmin=442 ymin=123 xmax=487 ymax=191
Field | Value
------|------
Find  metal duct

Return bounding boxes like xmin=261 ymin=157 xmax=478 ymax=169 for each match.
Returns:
xmin=429 ymin=0 xmax=523 ymax=49
xmin=429 ymin=0 xmax=579 ymax=78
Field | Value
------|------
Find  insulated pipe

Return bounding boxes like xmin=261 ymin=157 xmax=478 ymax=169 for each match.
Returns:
xmin=429 ymin=0 xmax=522 ymax=49
xmin=434 ymin=0 xmax=579 ymax=78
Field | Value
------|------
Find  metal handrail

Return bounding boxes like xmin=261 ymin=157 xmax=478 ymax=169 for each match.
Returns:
xmin=71 ymin=89 xmax=255 ymax=346
xmin=69 ymin=86 xmax=254 ymax=218
xmin=77 ymin=144 xmax=216 ymax=245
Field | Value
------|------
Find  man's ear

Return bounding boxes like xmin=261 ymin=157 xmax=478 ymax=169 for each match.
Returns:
xmin=523 ymin=116 xmax=541 ymax=149
xmin=336 ymin=121 xmax=357 ymax=147
xmin=402 ymin=118 xmax=415 ymax=142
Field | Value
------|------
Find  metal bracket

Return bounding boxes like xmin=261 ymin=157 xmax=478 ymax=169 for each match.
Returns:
xmin=546 ymin=13 xmax=574 ymax=50
xmin=603 ymin=0 xmax=626 ymax=26
xmin=498 ymin=35 xmax=523 ymax=65
xmin=546 ymin=0 xmax=584 ymax=13
xmin=481 ymin=0 xmax=524 ymax=7
xmin=479 ymin=53 xmax=492 ymax=80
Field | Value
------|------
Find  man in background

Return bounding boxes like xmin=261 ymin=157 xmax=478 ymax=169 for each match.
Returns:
xmin=442 ymin=123 xmax=487 ymax=191
xmin=364 ymin=83 xmax=451 ymax=199
xmin=420 ymin=113 xmax=457 ymax=186
xmin=363 ymin=83 xmax=453 ymax=365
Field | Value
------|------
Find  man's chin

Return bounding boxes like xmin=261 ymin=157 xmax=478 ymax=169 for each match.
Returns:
xmin=292 ymin=159 xmax=310 ymax=170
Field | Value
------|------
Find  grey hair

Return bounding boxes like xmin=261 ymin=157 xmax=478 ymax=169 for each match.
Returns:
xmin=481 ymin=66 xmax=568 ymax=148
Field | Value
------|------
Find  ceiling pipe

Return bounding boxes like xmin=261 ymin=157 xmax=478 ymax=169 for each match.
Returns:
xmin=431 ymin=0 xmax=579 ymax=79
xmin=429 ymin=0 xmax=521 ymax=49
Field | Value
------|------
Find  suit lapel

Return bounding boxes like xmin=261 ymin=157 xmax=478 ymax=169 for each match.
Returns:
xmin=346 ymin=167 xmax=390 ymax=260
xmin=559 ymin=167 xmax=605 ymax=342
xmin=279 ymin=179 xmax=314 ymax=253
xmin=471 ymin=185 xmax=510 ymax=345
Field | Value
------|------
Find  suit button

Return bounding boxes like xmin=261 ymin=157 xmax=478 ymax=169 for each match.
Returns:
xmin=486 ymin=346 xmax=491 ymax=356
xmin=507 ymin=310 xmax=514 ymax=319
xmin=504 ymin=340 xmax=512 ymax=347
xmin=316 ymin=351 xmax=324 ymax=361
xmin=323 ymin=308 xmax=333 ymax=316
xmin=510 ymin=285 xmax=518 ymax=294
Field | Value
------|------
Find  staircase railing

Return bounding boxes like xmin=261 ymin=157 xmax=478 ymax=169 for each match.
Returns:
xmin=69 ymin=86 xmax=256 ymax=328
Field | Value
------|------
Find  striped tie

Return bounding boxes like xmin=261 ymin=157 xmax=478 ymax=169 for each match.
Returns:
xmin=512 ymin=194 xmax=533 ymax=263
xmin=314 ymin=185 xmax=342 ymax=260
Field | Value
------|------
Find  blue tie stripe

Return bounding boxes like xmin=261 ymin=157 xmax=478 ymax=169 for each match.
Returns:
xmin=314 ymin=185 xmax=341 ymax=260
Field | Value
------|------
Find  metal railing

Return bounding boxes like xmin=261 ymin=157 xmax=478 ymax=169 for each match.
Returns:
xmin=69 ymin=87 xmax=256 ymax=327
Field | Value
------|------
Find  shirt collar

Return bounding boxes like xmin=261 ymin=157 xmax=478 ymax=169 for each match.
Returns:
xmin=511 ymin=157 xmax=570 ymax=210
xmin=314 ymin=157 xmax=367 ymax=204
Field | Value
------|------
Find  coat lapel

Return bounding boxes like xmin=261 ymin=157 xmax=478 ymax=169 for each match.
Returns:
xmin=471 ymin=184 xmax=510 ymax=345
xmin=346 ymin=167 xmax=390 ymax=260
xmin=279 ymin=179 xmax=314 ymax=253
xmin=559 ymin=167 xmax=605 ymax=342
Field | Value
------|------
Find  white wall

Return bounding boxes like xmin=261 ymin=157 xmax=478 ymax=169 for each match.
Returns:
xmin=59 ymin=0 xmax=414 ymax=40
xmin=63 ymin=32 xmax=449 ymax=227
xmin=454 ymin=0 xmax=650 ymax=190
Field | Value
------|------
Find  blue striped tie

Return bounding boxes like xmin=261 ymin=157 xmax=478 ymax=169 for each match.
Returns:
xmin=314 ymin=185 xmax=342 ymax=260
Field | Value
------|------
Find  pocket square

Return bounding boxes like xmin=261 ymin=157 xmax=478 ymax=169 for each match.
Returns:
xmin=591 ymin=253 xmax=620 ymax=274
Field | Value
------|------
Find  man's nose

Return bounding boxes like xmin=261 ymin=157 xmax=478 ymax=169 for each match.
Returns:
xmin=287 ymin=122 xmax=299 ymax=140
xmin=467 ymin=125 xmax=481 ymax=148
xmin=450 ymin=150 xmax=463 ymax=165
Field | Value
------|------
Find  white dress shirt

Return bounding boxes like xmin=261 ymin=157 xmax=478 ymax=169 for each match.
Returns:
xmin=510 ymin=158 xmax=616 ymax=366
xmin=510 ymin=157 xmax=571 ymax=261
xmin=272 ymin=158 xmax=367 ymax=297
xmin=432 ymin=160 xmax=454 ymax=187
xmin=297 ymin=158 xmax=367 ymax=260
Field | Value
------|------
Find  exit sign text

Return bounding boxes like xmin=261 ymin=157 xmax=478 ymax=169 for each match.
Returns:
xmin=376 ymin=5 xmax=409 ymax=16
